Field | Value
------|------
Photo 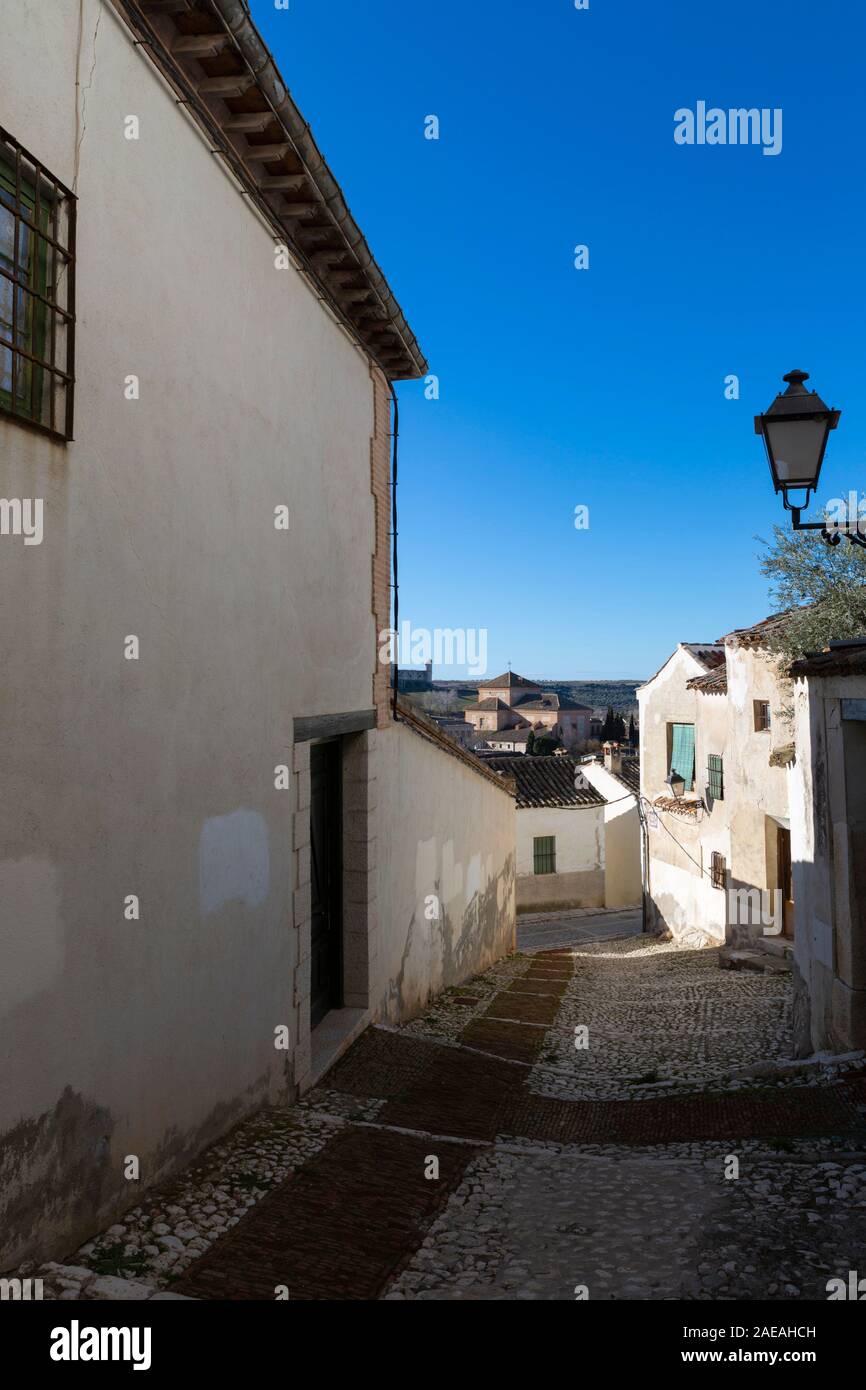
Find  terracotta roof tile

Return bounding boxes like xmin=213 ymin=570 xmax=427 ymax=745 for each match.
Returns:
xmin=514 ymin=694 xmax=593 ymax=712
xmin=722 ymin=605 xmax=818 ymax=648
xmin=611 ymin=757 xmax=640 ymax=795
xmin=687 ymin=667 xmax=729 ymax=694
xmin=483 ymin=756 xmax=604 ymax=809
xmin=478 ymin=671 xmax=540 ymax=691
xmin=790 ymin=639 xmax=866 ymax=678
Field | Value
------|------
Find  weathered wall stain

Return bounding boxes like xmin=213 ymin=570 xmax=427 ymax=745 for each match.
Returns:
xmin=198 ymin=810 xmax=270 ymax=917
xmin=0 ymin=1088 xmax=114 ymax=1271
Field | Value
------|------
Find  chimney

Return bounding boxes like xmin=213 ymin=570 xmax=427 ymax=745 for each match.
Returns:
xmin=603 ymin=741 xmax=622 ymax=775
xmin=425 ymin=660 xmax=433 ymax=683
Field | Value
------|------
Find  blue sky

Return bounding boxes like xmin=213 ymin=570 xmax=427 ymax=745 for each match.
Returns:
xmin=251 ymin=0 xmax=866 ymax=680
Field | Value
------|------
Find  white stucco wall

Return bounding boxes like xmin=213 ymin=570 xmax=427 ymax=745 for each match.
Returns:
xmin=791 ymin=673 xmax=866 ymax=1054
xmin=580 ymin=762 xmax=641 ymax=908
xmin=374 ymin=722 xmax=516 ymax=1021
xmin=514 ymin=803 xmax=604 ymax=911
xmin=638 ymin=641 xmax=792 ymax=949
xmin=638 ymin=646 xmax=729 ymax=945
xmin=0 ymin=0 xmax=382 ymax=1266
xmin=724 ymin=646 xmax=793 ymax=919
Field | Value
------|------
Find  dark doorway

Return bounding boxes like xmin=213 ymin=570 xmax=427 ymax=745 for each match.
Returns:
xmin=310 ymin=740 xmax=343 ymax=1028
xmin=777 ymin=825 xmax=794 ymax=940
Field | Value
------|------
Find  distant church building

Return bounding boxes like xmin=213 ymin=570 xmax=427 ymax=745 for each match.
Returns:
xmin=465 ymin=671 xmax=591 ymax=752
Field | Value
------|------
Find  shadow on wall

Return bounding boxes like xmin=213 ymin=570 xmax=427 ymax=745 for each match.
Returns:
xmin=0 ymin=1073 xmax=271 ymax=1273
xmin=381 ymin=851 xmax=516 ymax=1024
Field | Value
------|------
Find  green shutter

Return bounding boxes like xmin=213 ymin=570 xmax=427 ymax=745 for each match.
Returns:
xmin=670 ymin=723 xmax=695 ymax=792
xmin=707 ymin=754 xmax=724 ymax=801
xmin=533 ymin=836 xmax=556 ymax=875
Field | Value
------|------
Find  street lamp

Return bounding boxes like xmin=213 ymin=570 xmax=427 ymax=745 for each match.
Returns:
xmin=665 ymin=771 xmax=686 ymax=801
xmin=755 ymin=369 xmax=861 ymax=547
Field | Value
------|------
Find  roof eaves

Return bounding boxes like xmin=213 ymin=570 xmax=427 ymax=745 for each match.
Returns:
xmin=396 ymin=701 xmax=516 ymax=797
xmin=114 ymin=0 xmax=426 ymax=381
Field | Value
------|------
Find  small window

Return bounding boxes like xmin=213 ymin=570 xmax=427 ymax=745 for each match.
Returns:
xmin=0 ymin=128 xmax=75 ymax=441
xmin=533 ymin=836 xmax=556 ymax=875
xmin=669 ymin=722 xmax=695 ymax=792
xmin=754 ymin=701 xmax=771 ymax=732
xmin=711 ymin=852 xmax=726 ymax=890
xmin=707 ymin=753 xmax=724 ymax=801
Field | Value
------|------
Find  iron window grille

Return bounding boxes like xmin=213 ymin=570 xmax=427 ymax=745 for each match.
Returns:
xmin=533 ymin=836 xmax=556 ymax=875
xmin=754 ymin=700 xmax=771 ymax=732
xmin=711 ymin=851 xmax=726 ymax=890
xmin=0 ymin=128 xmax=76 ymax=442
xmin=707 ymin=753 xmax=724 ymax=801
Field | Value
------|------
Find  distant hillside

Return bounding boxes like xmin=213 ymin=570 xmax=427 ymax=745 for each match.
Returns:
xmin=540 ymin=681 xmax=642 ymax=716
xmin=428 ymin=679 xmax=642 ymax=718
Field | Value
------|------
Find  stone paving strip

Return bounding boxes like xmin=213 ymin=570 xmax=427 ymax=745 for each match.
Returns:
xmin=20 ymin=941 xmax=866 ymax=1300
xmin=384 ymin=1142 xmax=866 ymax=1301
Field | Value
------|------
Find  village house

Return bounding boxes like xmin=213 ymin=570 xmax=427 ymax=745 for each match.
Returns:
xmin=580 ymin=742 xmax=642 ymax=909
xmin=788 ymin=640 xmax=866 ymax=1054
xmin=486 ymin=757 xmax=605 ymax=912
xmin=464 ymin=670 xmax=592 ymax=752
xmin=638 ymin=624 xmax=794 ymax=952
xmin=478 ymin=727 xmax=534 ymax=754
xmin=0 ymin=0 xmax=516 ymax=1271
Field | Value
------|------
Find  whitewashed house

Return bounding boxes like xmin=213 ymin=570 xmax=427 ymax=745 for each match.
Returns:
xmin=580 ymin=742 xmax=642 ymax=909
xmin=486 ymin=757 xmax=605 ymax=912
xmin=789 ymin=640 xmax=866 ymax=1054
xmin=638 ymin=621 xmax=795 ymax=951
xmin=0 ymin=0 xmax=515 ymax=1270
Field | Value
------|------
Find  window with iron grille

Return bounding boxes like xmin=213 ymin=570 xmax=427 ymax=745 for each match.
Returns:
xmin=711 ymin=851 xmax=726 ymax=890
xmin=707 ymin=753 xmax=724 ymax=801
xmin=533 ymin=836 xmax=556 ymax=875
xmin=754 ymin=700 xmax=771 ymax=732
xmin=0 ymin=129 xmax=76 ymax=441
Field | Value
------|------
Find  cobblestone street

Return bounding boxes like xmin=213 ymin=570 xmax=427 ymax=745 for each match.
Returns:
xmin=30 ymin=932 xmax=866 ymax=1302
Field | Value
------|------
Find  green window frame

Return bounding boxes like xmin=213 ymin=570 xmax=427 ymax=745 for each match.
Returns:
xmin=707 ymin=753 xmax=724 ymax=801
xmin=669 ymin=723 xmax=695 ymax=792
xmin=533 ymin=836 xmax=556 ymax=875
xmin=0 ymin=128 xmax=75 ymax=441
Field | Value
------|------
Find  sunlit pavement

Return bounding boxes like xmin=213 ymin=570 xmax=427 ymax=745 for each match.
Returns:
xmin=518 ymin=905 xmax=643 ymax=953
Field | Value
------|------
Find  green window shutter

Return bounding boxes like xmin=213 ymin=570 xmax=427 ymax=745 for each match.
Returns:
xmin=670 ymin=723 xmax=695 ymax=792
xmin=707 ymin=754 xmax=724 ymax=800
xmin=533 ymin=836 xmax=556 ymax=875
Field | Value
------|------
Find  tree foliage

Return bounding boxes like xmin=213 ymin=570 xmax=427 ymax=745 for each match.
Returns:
xmin=758 ymin=524 xmax=866 ymax=662
xmin=600 ymin=706 xmax=626 ymax=741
